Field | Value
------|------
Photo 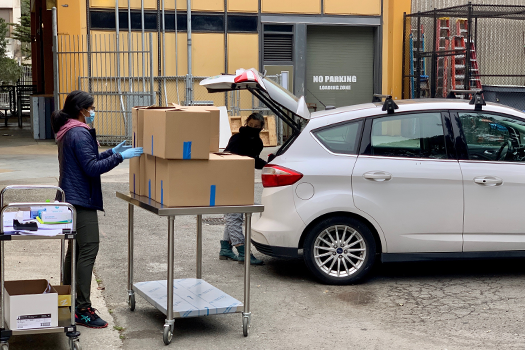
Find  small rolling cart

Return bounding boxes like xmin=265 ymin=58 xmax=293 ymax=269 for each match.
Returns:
xmin=0 ymin=185 xmax=80 ymax=350
xmin=116 ymin=191 xmax=264 ymax=345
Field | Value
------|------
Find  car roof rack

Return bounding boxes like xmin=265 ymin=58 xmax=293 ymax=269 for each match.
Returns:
xmin=373 ymin=94 xmax=399 ymax=114
xmin=447 ymin=89 xmax=485 ymax=111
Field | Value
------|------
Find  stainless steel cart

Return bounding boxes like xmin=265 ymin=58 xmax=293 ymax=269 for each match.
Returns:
xmin=0 ymin=185 xmax=80 ymax=350
xmin=116 ymin=191 xmax=264 ymax=345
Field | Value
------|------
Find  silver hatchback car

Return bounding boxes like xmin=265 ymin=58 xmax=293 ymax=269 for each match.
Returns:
xmin=203 ymin=70 xmax=525 ymax=284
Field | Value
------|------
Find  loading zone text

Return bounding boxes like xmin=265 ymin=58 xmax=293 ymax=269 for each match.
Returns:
xmin=314 ymin=76 xmax=356 ymax=91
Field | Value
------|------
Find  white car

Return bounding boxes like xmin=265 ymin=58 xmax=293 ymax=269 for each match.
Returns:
xmin=202 ymin=70 xmax=525 ymax=284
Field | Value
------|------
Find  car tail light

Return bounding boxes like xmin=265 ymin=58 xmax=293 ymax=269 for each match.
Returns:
xmin=261 ymin=165 xmax=303 ymax=188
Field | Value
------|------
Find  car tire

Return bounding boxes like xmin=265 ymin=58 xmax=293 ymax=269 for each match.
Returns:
xmin=303 ymin=216 xmax=376 ymax=285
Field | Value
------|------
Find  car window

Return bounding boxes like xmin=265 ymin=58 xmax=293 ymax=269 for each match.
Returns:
xmin=370 ymin=112 xmax=447 ymax=159
xmin=458 ymin=112 xmax=525 ymax=162
xmin=313 ymin=121 xmax=362 ymax=155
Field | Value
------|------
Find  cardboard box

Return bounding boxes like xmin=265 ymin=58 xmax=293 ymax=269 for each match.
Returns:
xmin=58 ymin=306 xmax=71 ymax=324
xmin=129 ymin=154 xmax=143 ymax=194
xmin=156 ymin=153 xmax=255 ymax=207
xmin=4 ymin=279 xmax=58 ymax=330
xmin=52 ymin=285 xmax=72 ymax=307
xmin=143 ymin=154 xmax=156 ymax=199
xmin=208 ymin=108 xmax=220 ymax=153
xmin=143 ymin=107 xmax=214 ymax=159
xmin=170 ymin=104 xmax=220 ymax=152
xmin=132 ymin=106 xmax=174 ymax=148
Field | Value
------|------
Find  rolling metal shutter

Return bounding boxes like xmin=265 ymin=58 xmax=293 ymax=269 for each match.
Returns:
xmin=306 ymin=26 xmax=374 ymax=109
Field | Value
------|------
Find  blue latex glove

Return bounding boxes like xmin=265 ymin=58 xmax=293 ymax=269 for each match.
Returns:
xmin=120 ymin=147 xmax=143 ymax=160
xmin=112 ymin=141 xmax=132 ymax=154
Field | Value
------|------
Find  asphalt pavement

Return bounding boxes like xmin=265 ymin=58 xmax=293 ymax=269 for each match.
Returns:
xmin=3 ymin=121 xmax=525 ymax=350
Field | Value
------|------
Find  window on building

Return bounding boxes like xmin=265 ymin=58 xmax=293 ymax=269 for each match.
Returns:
xmin=0 ymin=8 xmax=13 ymax=36
xmin=263 ymin=24 xmax=294 ymax=62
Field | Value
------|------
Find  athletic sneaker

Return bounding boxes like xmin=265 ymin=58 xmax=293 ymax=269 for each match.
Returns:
xmin=75 ymin=307 xmax=108 ymax=328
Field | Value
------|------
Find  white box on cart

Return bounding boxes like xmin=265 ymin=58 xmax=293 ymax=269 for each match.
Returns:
xmin=3 ymin=279 xmax=58 ymax=330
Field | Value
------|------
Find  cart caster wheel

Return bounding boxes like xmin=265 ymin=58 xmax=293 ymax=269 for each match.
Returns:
xmin=163 ymin=325 xmax=173 ymax=345
xmin=68 ymin=338 xmax=81 ymax=350
xmin=242 ymin=316 xmax=249 ymax=337
xmin=128 ymin=293 xmax=135 ymax=311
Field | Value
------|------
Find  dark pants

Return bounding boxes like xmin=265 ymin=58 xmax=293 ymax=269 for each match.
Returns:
xmin=64 ymin=206 xmax=100 ymax=310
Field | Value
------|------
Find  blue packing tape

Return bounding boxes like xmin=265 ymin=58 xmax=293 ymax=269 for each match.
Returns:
xmin=210 ymin=185 xmax=216 ymax=206
xmin=161 ymin=180 xmax=164 ymax=205
xmin=183 ymin=141 xmax=192 ymax=159
xmin=148 ymin=179 xmax=151 ymax=198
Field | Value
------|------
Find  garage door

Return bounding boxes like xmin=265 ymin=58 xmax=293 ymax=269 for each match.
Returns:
xmin=306 ymin=26 xmax=374 ymax=110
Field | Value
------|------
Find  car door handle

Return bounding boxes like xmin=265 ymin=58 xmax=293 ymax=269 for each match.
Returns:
xmin=474 ymin=176 xmax=503 ymax=186
xmin=363 ymin=171 xmax=392 ymax=181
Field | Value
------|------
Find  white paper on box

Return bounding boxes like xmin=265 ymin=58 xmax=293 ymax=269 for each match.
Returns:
xmin=17 ymin=314 xmax=52 ymax=329
xmin=218 ymin=106 xmax=232 ymax=149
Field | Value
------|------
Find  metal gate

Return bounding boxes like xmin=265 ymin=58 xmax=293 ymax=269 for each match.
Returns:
xmin=53 ymin=32 xmax=155 ymax=145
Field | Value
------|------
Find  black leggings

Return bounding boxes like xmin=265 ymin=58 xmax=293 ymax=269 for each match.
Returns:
xmin=64 ymin=206 xmax=100 ymax=310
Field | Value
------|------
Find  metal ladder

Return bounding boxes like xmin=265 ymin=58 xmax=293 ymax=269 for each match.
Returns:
xmin=451 ymin=19 xmax=481 ymax=96
xmin=436 ymin=17 xmax=451 ymax=98
xmin=409 ymin=25 xmax=429 ymax=98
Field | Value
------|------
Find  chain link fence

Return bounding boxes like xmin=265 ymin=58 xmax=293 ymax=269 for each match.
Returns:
xmin=55 ymin=31 xmax=286 ymax=145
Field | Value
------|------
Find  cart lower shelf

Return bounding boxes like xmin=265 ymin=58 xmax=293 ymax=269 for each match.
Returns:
xmin=133 ymin=279 xmax=243 ymax=318
xmin=3 ymin=317 xmax=75 ymax=336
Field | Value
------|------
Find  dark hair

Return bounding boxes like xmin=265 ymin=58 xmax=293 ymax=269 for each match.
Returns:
xmin=51 ymin=90 xmax=94 ymax=133
xmin=246 ymin=112 xmax=265 ymax=129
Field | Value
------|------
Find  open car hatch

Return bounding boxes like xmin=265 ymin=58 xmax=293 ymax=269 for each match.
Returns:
xmin=200 ymin=68 xmax=310 ymax=134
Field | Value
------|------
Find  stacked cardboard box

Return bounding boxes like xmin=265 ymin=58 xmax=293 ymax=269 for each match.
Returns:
xmin=129 ymin=105 xmax=254 ymax=207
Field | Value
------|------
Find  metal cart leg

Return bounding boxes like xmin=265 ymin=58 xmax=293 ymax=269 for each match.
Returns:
xmin=1 ymin=240 xmax=10 ymax=349
xmin=66 ymin=235 xmax=80 ymax=349
xmin=163 ymin=216 xmax=175 ymax=345
xmin=196 ymin=215 xmax=202 ymax=279
xmin=1 ymin=240 xmax=5 ymax=331
xmin=242 ymin=213 xmax=252 ymax=337
xmin=60 ymin=238 xmax=65 ymax=284
xmin=127 ymin=204 xmax=135 ymax=311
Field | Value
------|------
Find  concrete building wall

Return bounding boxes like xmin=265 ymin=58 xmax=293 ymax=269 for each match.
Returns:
xmin=0 ymin=0 xmax=21 ymax=60
xmin=44 ymin=0 xmax=410 ymax=113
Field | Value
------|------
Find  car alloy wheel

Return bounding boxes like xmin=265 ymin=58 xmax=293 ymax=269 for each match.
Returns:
xmin=304 ymin=217 xmax=376 ymax=284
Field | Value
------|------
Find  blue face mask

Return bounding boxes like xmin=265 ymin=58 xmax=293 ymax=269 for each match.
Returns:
xmin=85 ymin=110 xmax=95 ymax=125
